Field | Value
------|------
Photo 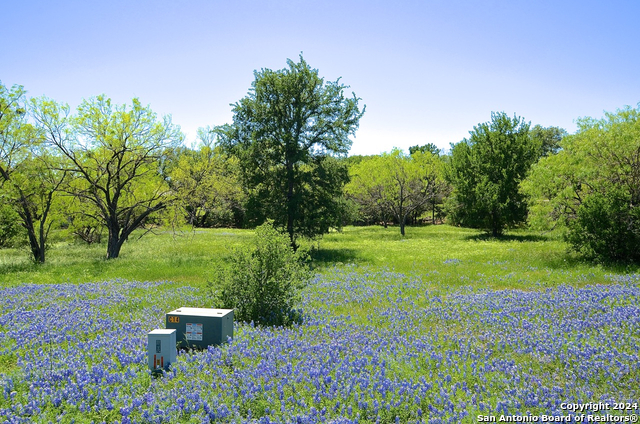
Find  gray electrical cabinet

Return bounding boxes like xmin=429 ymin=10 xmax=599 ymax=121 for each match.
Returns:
xmin=147 ymin=329 xmax=177 ymax=371
xmin=165 ymin=307 xmax=233 ymax=350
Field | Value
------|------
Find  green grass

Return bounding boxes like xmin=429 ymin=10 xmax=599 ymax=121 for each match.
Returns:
xmin=0 ymin=228 xmax=251 ymax=286
xmin=1 ymin=224 xmax=638 ymax=288
xmin=313 ymin=225 xmax=638 ymax=290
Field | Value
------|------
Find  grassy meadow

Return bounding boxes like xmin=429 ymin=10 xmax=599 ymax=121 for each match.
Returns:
xmin=0 ymin=225 xmax=632 ymax=288
xmin=1 ymin=225 xmax=639 ymax=423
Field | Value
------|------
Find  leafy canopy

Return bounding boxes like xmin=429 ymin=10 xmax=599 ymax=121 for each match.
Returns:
xmin=346 ymin=149 xmax=445 ymax=235
xmin=45 ymin=95 xmax=183 ymax=259
xmin=217 ymin=55 xmax=364 ymax=247
xmin=446 ymin=112 xmax=537 ymax=236
xmin=165 ymin=128 xmax=245 ymax=228
xmin=0 ymin=84 xmax=68 ymax=263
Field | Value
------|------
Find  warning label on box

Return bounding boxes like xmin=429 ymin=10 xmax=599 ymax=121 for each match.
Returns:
xmin=185 ymin=323 xmax=203 ymax=341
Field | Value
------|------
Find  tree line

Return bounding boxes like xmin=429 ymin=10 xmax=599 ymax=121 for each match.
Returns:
xmin=1 ymin=56 xmax=638 ymax=264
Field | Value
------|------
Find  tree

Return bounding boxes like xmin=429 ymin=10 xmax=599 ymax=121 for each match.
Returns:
xmin=41 ymin=95 xmax=183 ymax=259
xmin=345 ymin=155 xmax=391 ymax=226
xmin=346 ymin=149 xmax=444 ymax=235
xmin=409 ymin=143 xmax=440 ymax=156
xmin=446 ymin=112 xmax=537 ymax=236
xmin=166 ymin=128 xmax=245 ymax=228
xmin=0 ymin=84 xmax=67 ymax=263
xmin=530 ymin=125 xmax=567 ymax=157
xmin=382 ymin=150 xmax=442 ymax=235
xmin=523 ymin=104 xmax=640 ymax=262
xmin=217 ymin=55 xmax=364 ymax=248
xmin=7 ymin=152 xmax=68 ymax=262
xmin=0 ymin=83 xmax=30 ymax=247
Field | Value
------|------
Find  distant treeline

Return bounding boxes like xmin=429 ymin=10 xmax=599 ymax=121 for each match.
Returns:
xmin=1 ymin=57 xmax=639 ymax=263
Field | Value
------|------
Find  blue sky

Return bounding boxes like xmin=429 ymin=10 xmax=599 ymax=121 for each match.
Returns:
xmin=2 ymin=0 xmax=639 ymax=155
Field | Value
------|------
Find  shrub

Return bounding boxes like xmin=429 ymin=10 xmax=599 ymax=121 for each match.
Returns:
xmin=210 ymin=221 xmax=312 ymax=326
xmin=566 ymin=190 xmax=640 ymax=263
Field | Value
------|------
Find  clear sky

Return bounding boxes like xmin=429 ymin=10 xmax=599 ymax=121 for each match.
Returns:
xmin=2 ymin=0 xmax=639 ymax=156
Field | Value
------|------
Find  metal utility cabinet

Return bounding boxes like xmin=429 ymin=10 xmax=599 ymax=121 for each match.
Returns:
xmin=147 ymin=329 xmax=177 ymax=371
xmin=165 ymin=307 xmax=233 ymax=349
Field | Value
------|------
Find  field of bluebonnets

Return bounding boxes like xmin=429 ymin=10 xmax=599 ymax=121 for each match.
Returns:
xmin=1 ymin=226 xmax=639 ymax=423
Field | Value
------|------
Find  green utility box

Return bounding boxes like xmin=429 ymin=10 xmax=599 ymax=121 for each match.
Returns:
xmin=165 ymin=307 xmax=233 ymax=349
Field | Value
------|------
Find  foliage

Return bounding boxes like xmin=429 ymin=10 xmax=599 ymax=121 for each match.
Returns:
xmin=7 ymin=153 xmax=68 ymax=262
xmin=346 ymin=149 xmax=446 ymax=235
xmin=211 ymin=222 xmax=312 ymax=326
xmin=67 ymin=213 xmax=104 ymax=244
xmin=529 ymin=124 xmax=567 ymax=157
xmin=523 ymin=104 xmax=640 ymax=263
xmin=0 ymin=84 xmax=68 ymax=263
xmin=0 ymin=83 xmax=29 ymax=250
xmin=566 ymin=190 xmax=640 ymax=262
xmin=344 ymin=155 xmax=390 ymax=226
xmin=0 ymin=202 xmax=23 ymax=247
xmin=342 ymin=154 xmax=377 ymax=167
xmin=446 ymin=112 xmax=537 ymax=236
xmin=39 ymin=95 xmax=183 ymax=259
xmin=165 ymin=128 xmax=245 ymax=228
xmin=409 ymin=142 xmax=440 ymax=156
xmin=217 ymin=55 xmax=364 ymax=248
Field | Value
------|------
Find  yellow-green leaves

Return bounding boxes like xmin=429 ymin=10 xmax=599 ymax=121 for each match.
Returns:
xmin=51 ymin=95 xmax=184 ymax=259
xmin=345 ymin=149 xmax=446 ymax=235
xmin=522 ymin=104 xmax=640 ymax=262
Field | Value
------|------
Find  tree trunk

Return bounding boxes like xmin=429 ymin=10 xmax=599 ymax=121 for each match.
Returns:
xmin=37 ymin=220 xmax=46 ymax=263
xmin=26 ymin=228 xmax=45 ymax=263
xmin=18 ymin=199 xmax=45 ymax=264
xmin=285 ymin=159 xmax=297 ymax=250
xmin=106 ymin=226 xmax=122 ymax=259
xmin=491 ymin=209 xmax=501 ymax=237
xmin=398 ymin=195 xmax=405 ymax=236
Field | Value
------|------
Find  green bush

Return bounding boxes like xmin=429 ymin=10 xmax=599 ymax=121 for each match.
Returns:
xmin=210 ymin=221 xmax=312 ymax=326
xmin=566 ymin=190 xmax=640 ymax=263
xmin=0 ymin=203 xmax=23 ymax=248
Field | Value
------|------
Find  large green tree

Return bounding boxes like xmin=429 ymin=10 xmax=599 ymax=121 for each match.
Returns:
xmin=523 ymin=105 xmax=640 ymax=262
xmin=446 ymin=112 xmax=537 ymax=236
xmin=42 ymin=95 xmax=183 ymax=259
xmin=217 ymin=55 xmax=364 ymax=247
